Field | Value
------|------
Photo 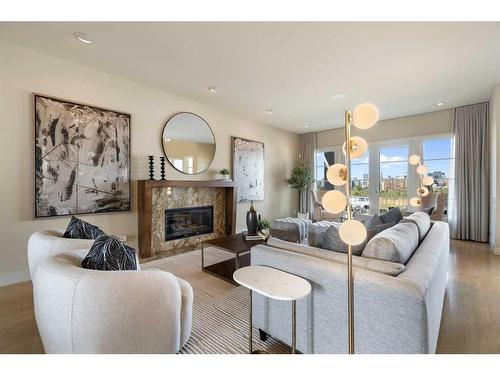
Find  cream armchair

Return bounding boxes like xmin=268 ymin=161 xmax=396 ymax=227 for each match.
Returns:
xmin=311 ymin=190 xmax=341 ymax=222
xmin=28 ymin=231 xmax=193 ymax=354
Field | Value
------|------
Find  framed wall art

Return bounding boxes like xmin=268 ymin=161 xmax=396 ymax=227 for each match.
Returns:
xmin=34 ymin=94 xmax=131 ymax=218
xmin=231 ymin=136 xmax=265 ymax=203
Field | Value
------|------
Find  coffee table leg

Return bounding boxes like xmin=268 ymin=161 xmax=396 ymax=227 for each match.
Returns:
xmin=249 ymin=289 xmax=253 ymax=354
xmin=292 ymin=300 xmax=296 ymax=354
xmin=235 ymin=252 xmax=240 ymax=269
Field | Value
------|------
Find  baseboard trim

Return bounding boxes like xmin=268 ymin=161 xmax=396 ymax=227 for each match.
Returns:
xmin=0 ymin=271 xmax=31 ymax=287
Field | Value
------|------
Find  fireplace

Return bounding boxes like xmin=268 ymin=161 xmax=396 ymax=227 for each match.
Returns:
xmin=165 ymin=205 xmax=214 ymax=241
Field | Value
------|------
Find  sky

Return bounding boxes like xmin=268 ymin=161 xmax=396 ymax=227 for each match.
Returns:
xmin=319 ymin=138 xmax=452 ymax=181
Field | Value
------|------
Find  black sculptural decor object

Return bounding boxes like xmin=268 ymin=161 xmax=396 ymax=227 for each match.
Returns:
xmin=148 ymin=156 xmax=155 ymax=180
xmin=160 ymin=156 xmax=166 ymax=180
xmin=246 ymin=201 xmax=258 ymax=235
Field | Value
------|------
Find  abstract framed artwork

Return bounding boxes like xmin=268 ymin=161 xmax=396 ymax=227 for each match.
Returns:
xmin=231 ymin=136 xmax=265 ymax=203
xmin=34 ymin=94 xmax=131 ymax=218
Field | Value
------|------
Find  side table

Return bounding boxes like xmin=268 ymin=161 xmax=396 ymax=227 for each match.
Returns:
xmin=233 ymin=265 xmax=311 ymax=354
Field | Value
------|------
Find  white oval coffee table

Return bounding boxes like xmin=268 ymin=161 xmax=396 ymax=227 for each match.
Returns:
xmin=233 ymin=265 xmax=312 ymax=354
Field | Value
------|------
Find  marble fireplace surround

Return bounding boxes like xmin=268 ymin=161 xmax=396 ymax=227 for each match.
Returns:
xmin=137 ymin=180 xmax=237 ymax=258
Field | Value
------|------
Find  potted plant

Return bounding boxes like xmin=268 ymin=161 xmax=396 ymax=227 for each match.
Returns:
xmin=287 ymin=165 xmax=314 ymax=219
xmin=257 ymin=218 xmax=271 ymax=237
xmin=219 ymin=168 xmax=230 ymax=180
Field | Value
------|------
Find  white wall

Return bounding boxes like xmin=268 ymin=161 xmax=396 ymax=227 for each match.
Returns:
xmin=489 ymin=84 xmax=500 ymax=254
xmin=315 ymin=109 xmax=453 ymax=149
xmin=0 ymin=41 xmax=300 ymax=286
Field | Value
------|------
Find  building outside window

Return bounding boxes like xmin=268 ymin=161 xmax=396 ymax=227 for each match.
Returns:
xmin=351 ymin=153 xmax=370 ymax=212
xmin=379 ymin=145 xmax=409 ymax=212
xmin=422 ymin=137 xmax=454 ymax=215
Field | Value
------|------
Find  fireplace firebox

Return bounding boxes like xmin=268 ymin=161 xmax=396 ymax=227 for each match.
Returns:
xmin=165 ymin=205 xmax=214 ymax=241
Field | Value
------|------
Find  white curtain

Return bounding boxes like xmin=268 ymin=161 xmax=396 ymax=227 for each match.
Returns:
xmin=450 ymin=102 xmax=489 ymax=242
xmin=299 ymin=132 xmax=317 ymax=218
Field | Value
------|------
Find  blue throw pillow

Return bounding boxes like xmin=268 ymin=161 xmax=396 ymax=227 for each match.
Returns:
xmin=82 ymin=235 xmax=137 ymax=271
xmin=63 ymin=216 xmax=105 ymax=240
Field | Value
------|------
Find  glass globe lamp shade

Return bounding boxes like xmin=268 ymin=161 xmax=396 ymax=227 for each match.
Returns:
xmin=416 ymin=165 xmax=428 ymax=175
xmin=322 ymin=190 xmax=347 ymax=214
xmin=422 ymin=175 xmax=434 ymax=186
xmin=417 ymin=187 xmax=429 ymax=197
xmin=326 ymin=163 xmax=347 ymax=186
xmin=409 ymin=197 xmax=421 ymax=207
xmin=343 ymin=136 xmax=368 ymax=159
xmin=408 ymin=154 xmax=421 ymax=165
xmin=339 ymin=219 xmax=367 ymax=246
xmin=352 ymin=103 xmax=379 ymax=129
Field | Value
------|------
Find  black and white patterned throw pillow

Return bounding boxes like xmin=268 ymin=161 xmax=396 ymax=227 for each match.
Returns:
xmin=63 ymin=216 xmax=106 ymax=240
xmin=82 ymin=235 xmax=138 ymax=271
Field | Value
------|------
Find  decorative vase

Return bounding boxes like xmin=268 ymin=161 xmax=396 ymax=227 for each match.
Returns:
xmin=246 ymin=201 xmax=258 ymax=235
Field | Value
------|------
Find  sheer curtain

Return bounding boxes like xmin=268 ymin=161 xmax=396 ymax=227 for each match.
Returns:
xmin=299 ymin=132 xmax=317 ymax=218
xmin=450 ymin=102 xmax=489 ymax=242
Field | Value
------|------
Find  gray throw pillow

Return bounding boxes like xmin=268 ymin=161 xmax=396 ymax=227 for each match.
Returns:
xmin=422 ymin=207 xmax=434 ymax=215
xmin=321 ymin=224 xmax=377 ymax=256
xmin=379 ymin=207 xmax=403 ymax=224
xmin=364 ymin=213 xmax=384 ymax=230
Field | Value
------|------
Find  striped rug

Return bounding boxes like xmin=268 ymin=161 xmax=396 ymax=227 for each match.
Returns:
xmin=142 ymin=248 xmax=290 ymax=354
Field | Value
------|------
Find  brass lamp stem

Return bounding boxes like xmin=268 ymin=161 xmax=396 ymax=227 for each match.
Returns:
xmin=344 ymin=110 xmax=354 ymax=354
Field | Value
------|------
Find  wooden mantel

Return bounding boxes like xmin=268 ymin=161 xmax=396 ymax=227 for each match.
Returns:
xmin=137 ymin=179 xmax=237 ymax=258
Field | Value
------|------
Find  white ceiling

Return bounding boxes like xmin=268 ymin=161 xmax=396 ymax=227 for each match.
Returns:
xmin=1 ymin=22 xmax=499 ymax=133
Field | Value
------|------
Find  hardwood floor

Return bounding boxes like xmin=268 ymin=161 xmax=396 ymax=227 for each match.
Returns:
xmin=1 ymin=239 xmax=499 ymax=354
xmin=436 ymin=240 xmax=500 ymax=353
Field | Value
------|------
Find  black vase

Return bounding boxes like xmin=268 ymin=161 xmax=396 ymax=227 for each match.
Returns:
xmin=246 ymin=201 xmax=258 ymax=235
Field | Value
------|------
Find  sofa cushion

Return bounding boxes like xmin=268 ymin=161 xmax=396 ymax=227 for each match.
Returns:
xmin=266 ymin=237 xmax=405 ymax=276
xmin=361 ymin=221 xmax=419 ymax=264
xmin=63 ymin=216 xmax=106 ymax=240
xmin=82 ymin=235 xmax=138 ymax=271
xmin=401 ymin=211 xmax=431 ymax=242
xmin=379 ymin=207 xmax=403 ymax=224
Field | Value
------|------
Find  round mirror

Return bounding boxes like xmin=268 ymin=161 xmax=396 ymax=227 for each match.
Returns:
xmin=162 ymin=112 xmax=216 ymax=174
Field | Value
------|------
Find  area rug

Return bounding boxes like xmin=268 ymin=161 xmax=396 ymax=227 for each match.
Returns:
xmin=142 ymin=247 xmax=290 ymax=354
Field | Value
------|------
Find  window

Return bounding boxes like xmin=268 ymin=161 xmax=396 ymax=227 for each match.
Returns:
xmin=187 ymin=157 xmax=194 ymax=174
xmin=351 ymin=153 xmax=370 ymax=212
xmin=315 ymin=151 xmax=335 ymax=190
xmin=172 ymin=158 xmax=183 ymax=171
xmin=422 ymin=137 xmax=454 ymax=214
xmin=379 ymin=145 xmax=409 ymax=212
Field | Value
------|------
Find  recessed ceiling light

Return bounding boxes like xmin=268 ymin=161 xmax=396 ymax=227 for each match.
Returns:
xmin=266 ymin=109 xmax=273 ymax=114
xmin=208 ymin=86 xmax=218 ymax=93
xmin=304 ymin=124 xmax=310 ymax=128
xmin=73 ymin=32 xmax=94 ymax=44
xmin=332 ymin=93 xmax=347 ymax=99
xmin=437 ymin=102 xmax=445 ymax=106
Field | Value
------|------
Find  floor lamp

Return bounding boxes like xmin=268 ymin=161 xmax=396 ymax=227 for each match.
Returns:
xmin=321 ymin=103 xmax=379 ymax=354
xmin=408 ymin=154 xmax=434 ymax=209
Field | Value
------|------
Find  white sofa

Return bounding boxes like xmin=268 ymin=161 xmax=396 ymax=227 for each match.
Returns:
xmin=28 ymin=230 xmax=193 ymax=354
